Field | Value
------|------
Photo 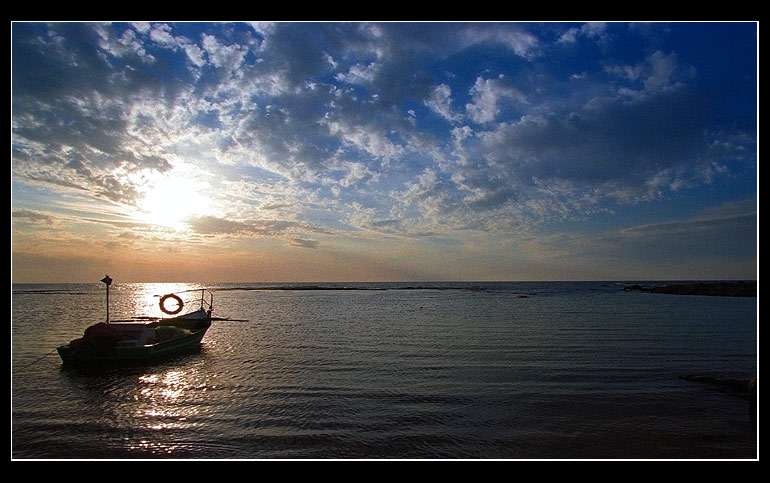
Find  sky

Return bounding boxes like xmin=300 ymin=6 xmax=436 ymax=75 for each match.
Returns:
xmin=11 ymin=21 xmax=757 ymax=283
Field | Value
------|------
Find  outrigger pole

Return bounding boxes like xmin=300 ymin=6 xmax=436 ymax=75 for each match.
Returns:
xmin=101 ymin=275 xmax=113 ymax=323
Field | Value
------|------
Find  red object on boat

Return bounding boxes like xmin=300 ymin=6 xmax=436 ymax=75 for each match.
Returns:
xmin=83 ymin=322 xmax=123 ymax=343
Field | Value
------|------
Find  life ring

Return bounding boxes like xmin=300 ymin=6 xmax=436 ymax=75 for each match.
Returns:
xmin=159 ymin=293 xmax=184 ymax=315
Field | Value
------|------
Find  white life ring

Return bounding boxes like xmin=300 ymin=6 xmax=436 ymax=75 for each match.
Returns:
xmin=159 ymin=293 xmax=184 ymax=315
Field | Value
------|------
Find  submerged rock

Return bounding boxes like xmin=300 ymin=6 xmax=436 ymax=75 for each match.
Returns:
xmin=679 ymin=374 xmax=753 ymax=398
xmin=680 ymin=374 xmax=757 ymax=421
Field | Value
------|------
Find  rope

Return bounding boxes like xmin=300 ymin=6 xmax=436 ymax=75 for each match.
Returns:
xmin=14 ymin=348 xmax=59 ymax=372
xmin=211 ymin=316 xmax=249 ymax=322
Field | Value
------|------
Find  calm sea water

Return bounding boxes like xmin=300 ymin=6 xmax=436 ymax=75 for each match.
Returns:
xmin=11 ymin=281 xmax=757 ymax=459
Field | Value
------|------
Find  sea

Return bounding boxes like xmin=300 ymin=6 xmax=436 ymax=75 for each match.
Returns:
xmin=11 ymin=281 xmax=758 ymax=460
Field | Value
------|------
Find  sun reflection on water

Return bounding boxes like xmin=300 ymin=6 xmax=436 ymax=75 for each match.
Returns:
xmin=139 ymin=371 xmax=189 ymax=402
xmin=126 ymin=366 xmax=209 ymax=454
xmin=126 ymin=439 xmax=182 ymax=455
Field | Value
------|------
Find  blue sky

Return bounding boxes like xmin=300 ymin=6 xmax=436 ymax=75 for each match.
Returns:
xmin=11 ymin=21 xmax=757 ymax=282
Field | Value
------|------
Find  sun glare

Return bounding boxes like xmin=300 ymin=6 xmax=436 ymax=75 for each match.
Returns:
xmin=134 ymin=169 xmax=214 ymax=230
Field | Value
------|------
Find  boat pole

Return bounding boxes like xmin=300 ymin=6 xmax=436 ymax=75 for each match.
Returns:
xmin=101 ymin=275 xmax=113 ymax=323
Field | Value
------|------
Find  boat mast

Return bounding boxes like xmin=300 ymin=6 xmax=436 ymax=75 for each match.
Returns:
xmin=101 ymin=275 xmax=113 ymax=323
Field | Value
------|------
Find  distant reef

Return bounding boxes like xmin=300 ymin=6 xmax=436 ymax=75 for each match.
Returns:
xmin=624 ymin=281 xmax=756 ymax=297
xmin=214 ymin=284 xmax=489 ymax=292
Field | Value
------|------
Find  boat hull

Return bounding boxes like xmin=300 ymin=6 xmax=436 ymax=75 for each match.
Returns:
xmin=57 ymin=328 xmax=208 ymax=364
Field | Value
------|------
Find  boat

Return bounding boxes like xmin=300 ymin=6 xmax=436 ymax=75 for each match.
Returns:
xmin=57 ymin=276 xmax=214 ymax=364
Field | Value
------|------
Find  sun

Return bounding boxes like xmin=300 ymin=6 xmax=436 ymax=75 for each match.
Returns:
xmin=134 ymin=168 xmax=214 ymax=230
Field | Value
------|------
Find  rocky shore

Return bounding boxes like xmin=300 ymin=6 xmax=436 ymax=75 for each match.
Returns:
xmin=624 ymin=281 xmax=756 ymax=297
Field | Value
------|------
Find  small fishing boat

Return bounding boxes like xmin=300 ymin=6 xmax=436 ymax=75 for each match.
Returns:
xmin=57 ymin=276 xmax=214 ymax=364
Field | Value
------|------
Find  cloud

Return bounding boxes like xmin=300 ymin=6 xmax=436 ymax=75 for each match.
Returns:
xmin=335 ymin=62 xmax=381 ymax=85
xmin=558 ymin=28 xmax=579 ymax=44
xmin=465 ymin=75 xmax=527 ymax=124
xmin=425 ymin=84 xmax=463 ymax=123
xmin=604 ymin=50 xmax=693 ymax=98
xmin=201 ymin=33 xmax=246 ymax=72
xmin=187 ymin=216 xmax=333 ymax=239
xmin=187 ymin=215 xmax=252 ymax=234
xmin=148 ymin=23 xmax=176 ymax=45
xmin=319 ymin=116 xmax=406 ymax=166
xmin=12 ymin=209 xmax=54 ymax=225
xmin=523 ymin=203 xmax=757 ymax=280
xmin=461 ymin=24 xmax=540 ymax=58
xmin=580 ymin=22 xmax=608 ymax=39
xmin=290 ymin=238 xmax=319 ymax=249
xmin=324 ymin=158 xmax=380 ymax=187
xmin=93 ymin=23 xmax=156 ymax=64
xmin=558 ymin=22 xmax=608 ymax=44
xmin=612 ymin=211 xmax=757 ymax=270
xmin=466 ymin=82 xmax=713 ymax=203
xmin=620 ymin=212 xmax=756 ymax=238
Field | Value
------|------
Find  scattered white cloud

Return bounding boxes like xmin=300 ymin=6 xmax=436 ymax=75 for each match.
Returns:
xmin=580 ymin=22 xmax=608 ymax=39
xmin=318 ymin=116 xmax=405 ymax=165
xmin=201 ymin=33 xmax=246 ymax=71
xmin=130 ymin=22 xmax=151 ymax=34
xmin=558 ymin=22 xmax=608 ymax=44
xmin=465 ymin=75 xmax=527 ymax=124
xmin=94 ymin=24 xmax=155 ymax=64
xmin=605 ymin=50 xmax=693 ymax=99
xmin=246 ymin=22 xmax=277 ymax=38
xmin=335 ymin=62 xmax=381 ymax=84
xmin=148 ymin=23 xmax=176 ymax=45
xmin=462 ymin=24 xmax=540 ymax=58
xmin=425 ymin=84 xmax=463 ymax=123
xmin=558 ymin=28 xmax=579 ymax=44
